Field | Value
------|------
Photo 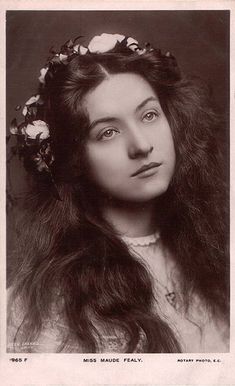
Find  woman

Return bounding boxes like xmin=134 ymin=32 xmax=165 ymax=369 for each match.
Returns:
xmin=7 ymin=33 xmax=229 ymax=353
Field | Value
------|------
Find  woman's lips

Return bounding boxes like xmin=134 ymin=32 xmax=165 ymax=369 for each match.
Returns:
xmin=131 ymin=162 xmax=162 ymax=177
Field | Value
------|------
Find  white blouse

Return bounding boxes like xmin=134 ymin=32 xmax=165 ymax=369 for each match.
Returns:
xmin=122 ymin=232 xmax=229 ymax=353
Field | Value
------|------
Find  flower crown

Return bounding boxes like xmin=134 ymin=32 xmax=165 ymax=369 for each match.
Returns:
xmin=9 ymin=33 xmax=176 ymax=179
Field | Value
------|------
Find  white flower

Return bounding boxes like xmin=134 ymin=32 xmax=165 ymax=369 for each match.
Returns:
xmin=23 ymin=120 xmax=50 ymax=140
xmin=22 ymin=106 xmax=28 ymax=116
xmin=88 ymin=33 xmax=125 ymax=53
xmin=127 ymin=37 xmax=139 ymax=51
xmin=73 ymin=44 xmax=88 ymax=55
xmin=59 ymin=53 xmax=68 ymax=63
xmin=137 ymin=48 xmax=147 ymax=55
xmin=79 ymin=45 xmax=88 ymax=55
xmin=22 ymin=94 xmax=42 ymax=116
xmin=25 ymin=94 xmax=40 ymax=106
xmin=38 ymin=67 xmax=49 ymax=84
xmin=73 ymin=44 xmax=80 ymax=53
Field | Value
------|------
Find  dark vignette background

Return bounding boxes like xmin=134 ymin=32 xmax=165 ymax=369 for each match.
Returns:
xmin=6 ymin=10 xmax=230 ymax=281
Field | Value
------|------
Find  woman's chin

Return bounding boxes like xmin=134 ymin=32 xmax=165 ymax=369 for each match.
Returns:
xmin=108 ymin=185 xmax=170 ymax=204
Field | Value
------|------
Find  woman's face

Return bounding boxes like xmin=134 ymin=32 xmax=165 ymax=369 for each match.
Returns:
xmin=83 ymin=73 xmax=176 ymax=203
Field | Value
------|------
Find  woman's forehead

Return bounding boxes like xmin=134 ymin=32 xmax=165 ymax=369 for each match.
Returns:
xmin=82 ymin=73 xmax=160 ymax=121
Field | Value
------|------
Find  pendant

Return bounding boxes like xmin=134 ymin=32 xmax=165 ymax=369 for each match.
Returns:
xmin=165 ymin=291 xmax=177 ymax=308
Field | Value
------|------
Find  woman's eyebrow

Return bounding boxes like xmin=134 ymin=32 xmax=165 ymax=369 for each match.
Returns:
xmin=135 ymin=96 xmax=159 ymax=112
xmin=89 ymin=117 xmax=119 ymax=131
xmin=89 ymin=97 xmax=158 ymax=131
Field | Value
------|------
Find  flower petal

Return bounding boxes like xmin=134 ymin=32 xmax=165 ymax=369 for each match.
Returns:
xmin=137 ymin=48 xmax=146 ymax=55
xmin=25 ymin=120 xmax=50 ymax=140
xmin=22 ymin=106 xmax=28 ymax=116
xmin=25 ymin=95 xmax=40 ymax=106
xmin=114 ymin=34 xmax=125 ymax=43
xmin=38 ymin=67 xmax=49 ymax=84
xmin=88 ymin=33 xmax=125 ymax=53
xmin=79 ymin=45 xmax=88 ymax=55
xmin=73 ymin=44 xmax=80 ymax=53
xmin=127 ymin=37 xmax=139 ymax=47
xmin=59 ymin=53 xmax=68 ymax=62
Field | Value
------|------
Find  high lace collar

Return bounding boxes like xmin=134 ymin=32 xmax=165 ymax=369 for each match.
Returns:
xmin=121 ymin=232 xmax=160 ymax=247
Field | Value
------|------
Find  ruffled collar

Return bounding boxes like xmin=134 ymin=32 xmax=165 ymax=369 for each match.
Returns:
xmin=121 ymin=232 xmax=160 ymax=247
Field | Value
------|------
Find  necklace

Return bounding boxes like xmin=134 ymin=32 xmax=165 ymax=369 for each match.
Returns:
xmin=165 ymin=291 xmax=177 ymax=308
xmin=155 ymin=278 xmax=178 ymax=309
xmin=122 ymin=232 xmax=179 ymax=310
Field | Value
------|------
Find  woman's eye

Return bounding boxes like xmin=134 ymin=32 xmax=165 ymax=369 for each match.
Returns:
xmin=143 ymin=111 xmax=158 ymax=122
xmin=99 ymin=128 xmax=118 ymax=141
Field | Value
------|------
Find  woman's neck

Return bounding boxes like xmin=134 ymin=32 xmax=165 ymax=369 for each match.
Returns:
xmin=102 ymin=199 xmax=157 ymax=238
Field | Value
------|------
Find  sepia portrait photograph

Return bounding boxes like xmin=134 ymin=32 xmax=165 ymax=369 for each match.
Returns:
xmin=3 ymin=3 xmax=234 ymax=385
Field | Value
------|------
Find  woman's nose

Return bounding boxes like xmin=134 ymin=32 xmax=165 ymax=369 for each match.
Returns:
xmin=127 ymin=129 xmax=153 ymax=159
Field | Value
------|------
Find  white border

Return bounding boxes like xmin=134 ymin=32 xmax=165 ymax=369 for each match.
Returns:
xmin=1 ymin=1 xmax=234 ymax=385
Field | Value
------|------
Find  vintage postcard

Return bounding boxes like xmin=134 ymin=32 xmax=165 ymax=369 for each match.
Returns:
xmin=1 ymin=1 xmax=235 ymax=385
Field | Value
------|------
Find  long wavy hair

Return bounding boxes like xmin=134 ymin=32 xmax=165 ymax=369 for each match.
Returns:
xmin=8 ymin=44 xmax=229 ymax=353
